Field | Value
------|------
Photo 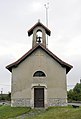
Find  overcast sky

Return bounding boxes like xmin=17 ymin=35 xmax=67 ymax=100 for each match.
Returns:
xmin=0 ymin=0 xmax=81 ymax=93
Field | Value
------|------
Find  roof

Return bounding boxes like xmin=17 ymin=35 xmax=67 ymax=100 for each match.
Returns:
xmin=6 ymin=44 xmax=73 ymax=74
xmin=28 ymin=21 xmax=51 ymax=36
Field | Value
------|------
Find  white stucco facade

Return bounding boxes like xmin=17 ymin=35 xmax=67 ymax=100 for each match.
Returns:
xmin=11 ymin=48 xmax=67 ymax=108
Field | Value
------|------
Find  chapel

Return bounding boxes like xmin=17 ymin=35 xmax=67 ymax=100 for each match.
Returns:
xmin=6 ymin=21 xmax=73 ymax=108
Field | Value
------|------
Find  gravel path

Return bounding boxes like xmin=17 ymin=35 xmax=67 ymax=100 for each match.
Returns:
xmin=9 ymin=109 xmax=45 ymax=119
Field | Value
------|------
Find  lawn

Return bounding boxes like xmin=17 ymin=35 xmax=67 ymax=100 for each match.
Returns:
xmin=29 ymin=106 xmax=81 ymax=119
xmin=0 ymin=105 xmax=81 ymax=119
xmin=0 ymin=105 xmax=31 ymax=119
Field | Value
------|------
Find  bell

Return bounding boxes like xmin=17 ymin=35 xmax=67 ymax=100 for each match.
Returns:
xmin=36 ymin=36 xmax=42 ymax=43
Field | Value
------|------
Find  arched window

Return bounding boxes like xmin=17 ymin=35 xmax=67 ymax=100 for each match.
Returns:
xmin=33 ymin=71 xmax=46 ymax=77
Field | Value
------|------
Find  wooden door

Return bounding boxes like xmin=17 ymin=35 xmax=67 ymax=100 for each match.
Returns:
xmin=34 ymin=88 xmax=44 ymax=108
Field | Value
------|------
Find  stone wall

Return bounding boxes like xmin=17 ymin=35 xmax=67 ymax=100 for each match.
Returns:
xmin=48 ymin=98 xmax=67 ymax=106
xmin=11 ymin=98 xmax=31 ymax=107
xmin=11 ymin=98 xmax=67 ymax=107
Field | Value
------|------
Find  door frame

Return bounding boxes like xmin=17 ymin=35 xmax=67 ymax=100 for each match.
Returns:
xmin=31 ymin=84 xmax=47 ymax=108
xmin=34 ymin=87 xmax=44 ymax=108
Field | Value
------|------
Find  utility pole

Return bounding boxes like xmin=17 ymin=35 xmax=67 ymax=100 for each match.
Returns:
xmin=44 ymin=1 xmax=49 ymax=47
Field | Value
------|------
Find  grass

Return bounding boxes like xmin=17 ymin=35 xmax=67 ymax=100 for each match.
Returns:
xmin=0 ymin=105 xmax=30 ymax=119
xmin=0 ymin=106 xmax=81 ymax=119
xmin=29 ymin=106 xmax=81 ymax=119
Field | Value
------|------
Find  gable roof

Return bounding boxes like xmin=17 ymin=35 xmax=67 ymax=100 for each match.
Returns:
xmin=6 ymin=44 xmax=73 ymax=74
xmin=28 ymin=21 xmax=51 ymax=36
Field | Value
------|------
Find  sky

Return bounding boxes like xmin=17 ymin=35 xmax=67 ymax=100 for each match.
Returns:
xmin=0 ymin=0 xmax=81 ymax=93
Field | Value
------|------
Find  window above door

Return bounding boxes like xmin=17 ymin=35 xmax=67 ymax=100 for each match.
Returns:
xmin=33 ymin=71 xmax=46 ymax=77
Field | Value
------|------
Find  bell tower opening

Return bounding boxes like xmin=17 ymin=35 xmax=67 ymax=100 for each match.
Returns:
xmin=36 ymin=30 xmax=42 ymax=44
xmin=32 ymin=26 xmax=46 ymax=47
xmin=28 ymin=21 xmax=51 ymax=48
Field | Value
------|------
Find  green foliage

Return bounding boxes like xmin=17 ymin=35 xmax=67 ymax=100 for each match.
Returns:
xmin=0 ymin=106 xmax=81 ymax=119
xmin=26 ymin=106 xmax=81 ymax=119
xmin=67 ymin=83 xmax=81 ymax=101
xmin=6 ymin=92 xmax=11 ymax=101
xmin=73 ymin=83 xmax=81 ymax=93
xmin=0 ymin=92 xmax=11 ymax=101
xmin=0 ymin=105 xmax=31 ymax=119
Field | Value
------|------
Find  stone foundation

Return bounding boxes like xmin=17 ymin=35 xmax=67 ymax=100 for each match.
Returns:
xmin=11 ymin=98 xmax=67 ymax=107
xmin=11 ymin=98 xmax=31 ymax=107
xmin=47 ymin=98 xmax=67 ymax=107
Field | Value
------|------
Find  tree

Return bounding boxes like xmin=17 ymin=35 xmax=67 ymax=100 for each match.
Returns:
xmin=73 ymin=83 xmax=81 ymax=93
xmin=0 ymin=92 xmax=11 ymax=101
xmin=67 ymin=83 xmax=81 ymax=102
xmin=7 ymin=92 xmax=11 ymax=101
